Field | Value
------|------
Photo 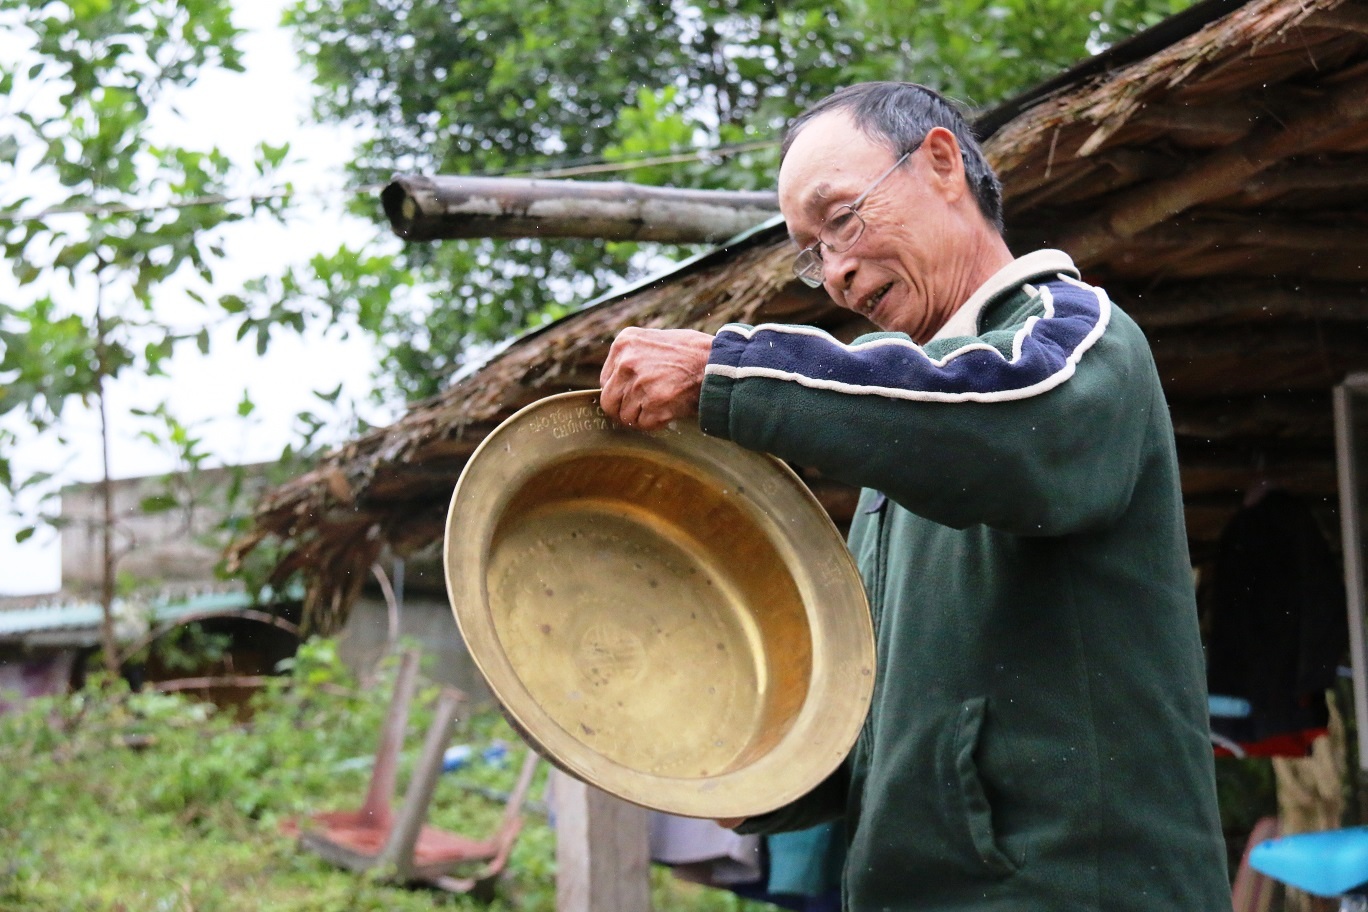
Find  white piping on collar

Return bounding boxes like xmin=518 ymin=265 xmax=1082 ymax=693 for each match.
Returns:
xmin=931 ymin=248 xmax=1080 ymax=342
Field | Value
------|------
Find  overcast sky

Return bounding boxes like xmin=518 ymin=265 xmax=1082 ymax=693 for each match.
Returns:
xmin=0 ymin=2 xmax=389 ymax=595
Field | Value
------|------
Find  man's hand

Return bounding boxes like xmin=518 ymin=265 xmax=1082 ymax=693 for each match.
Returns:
xmin=598 ymin=327 xmax=713 ymax=431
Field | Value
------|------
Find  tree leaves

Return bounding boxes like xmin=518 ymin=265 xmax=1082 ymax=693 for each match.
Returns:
xmin=0 ymin=301 xmax=104 ymax=428
xmin=283 ymin=0 xmax=1191 ymax=403
xmin=280 ymin=0 xmax=858 ymax=399
xmin=0 ymin=0 xmax=288 ymax=612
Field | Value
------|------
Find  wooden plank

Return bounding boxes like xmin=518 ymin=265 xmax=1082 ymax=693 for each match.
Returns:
xmin=552 ymin=771 xmax=652 ymax=912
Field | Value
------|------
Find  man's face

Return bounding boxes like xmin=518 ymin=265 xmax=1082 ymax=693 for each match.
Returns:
xmin=778 ymin=110 xmax=959 ymax=341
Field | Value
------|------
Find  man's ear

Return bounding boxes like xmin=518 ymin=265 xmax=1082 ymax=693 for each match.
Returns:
xmin=922 ymin=126 xmax=967 ymax=202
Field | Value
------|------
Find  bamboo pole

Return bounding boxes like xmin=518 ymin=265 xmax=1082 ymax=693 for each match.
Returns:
xmin=382 ymin=174 xmax=778 ymax=244
xmin=151 ymin=674 xmax=272 ymax=693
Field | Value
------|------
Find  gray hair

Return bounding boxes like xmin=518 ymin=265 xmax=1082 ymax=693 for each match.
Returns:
xmin=781 ymin=82 xmax=1004 ymax=233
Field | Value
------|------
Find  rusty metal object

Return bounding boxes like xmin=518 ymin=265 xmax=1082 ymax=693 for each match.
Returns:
xmin=445 ymin=391 xmax=873 ymax=819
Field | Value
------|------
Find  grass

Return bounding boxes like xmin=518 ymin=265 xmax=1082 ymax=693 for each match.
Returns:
xmin=0 ymin=639 xmax=771 ymax=912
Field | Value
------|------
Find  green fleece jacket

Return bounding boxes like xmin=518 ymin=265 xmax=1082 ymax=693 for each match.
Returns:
xmin=698 ymin=250 xmax=1230 ymax=911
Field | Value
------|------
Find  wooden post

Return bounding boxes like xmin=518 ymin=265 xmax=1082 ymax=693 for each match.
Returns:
xmin=361 ymin=648 xmax=421 ymax=830
xmin=381 ymin=685 xmax=464 ymax=880
xmin=551 ymin=770 xmax=652 ymax=912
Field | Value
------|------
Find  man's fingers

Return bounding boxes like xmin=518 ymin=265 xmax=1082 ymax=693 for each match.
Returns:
xmin=634 ymin=407 xmax=665 ymax=431
xmin=598 ymin=380 xmax=625 ymax=423
xmin=635 ymin=401 xmax=681 ymax=431
xmin=598 ymin=350 xmax=629 ymax=421
xmin=598 ymin=327 xmax=711 ymax=429
xmin=598 ymin=335 xmax=625 ymax=389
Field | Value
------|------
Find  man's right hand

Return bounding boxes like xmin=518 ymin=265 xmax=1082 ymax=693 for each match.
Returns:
xmin=598 ymin=327 xmax=713 ymax=431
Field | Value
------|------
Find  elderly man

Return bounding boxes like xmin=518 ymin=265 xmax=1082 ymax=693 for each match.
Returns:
xmin=599 ymin=82 xmax=1230 ymax=911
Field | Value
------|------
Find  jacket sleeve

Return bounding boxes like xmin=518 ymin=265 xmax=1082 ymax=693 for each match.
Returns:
xmin=732 ymin=762 xmax=850 ymax=835
xmin=698 ymin=277 xmax=1157 ymax=537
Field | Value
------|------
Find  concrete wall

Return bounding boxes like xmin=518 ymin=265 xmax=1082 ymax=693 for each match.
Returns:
xmin=57 ymin=468 xmax=493 ymax=702
xmin=60 ymin=465 xmax=273 ymax=594
xmin=335 ymin=592 xmax=493 ymax=704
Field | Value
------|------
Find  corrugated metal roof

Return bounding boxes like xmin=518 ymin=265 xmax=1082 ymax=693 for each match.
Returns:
xmin=0 ymin=585 xmax=301 ymax=649
xmin=0 ymin=601 xmax=109 ymax=638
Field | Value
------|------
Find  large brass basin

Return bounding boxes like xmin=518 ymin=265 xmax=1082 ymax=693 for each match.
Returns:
xmin=444 ymin=390 xmax=873 ymax=818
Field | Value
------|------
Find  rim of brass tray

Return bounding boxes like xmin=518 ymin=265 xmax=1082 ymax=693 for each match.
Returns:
xmin=444 ymin=390 xmax=874 ymax=818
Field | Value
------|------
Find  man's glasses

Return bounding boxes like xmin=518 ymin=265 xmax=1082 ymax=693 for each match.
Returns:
xmin=792 ymin=141 xmax=920 ymax=289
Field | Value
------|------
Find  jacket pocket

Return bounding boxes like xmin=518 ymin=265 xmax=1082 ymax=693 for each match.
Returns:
xmin=952 ymin=696 xmax=1021 ymax=878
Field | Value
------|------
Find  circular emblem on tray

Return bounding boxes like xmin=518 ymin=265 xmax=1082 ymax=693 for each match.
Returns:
xmin=579 ymin=623 xmax=646 ymax=687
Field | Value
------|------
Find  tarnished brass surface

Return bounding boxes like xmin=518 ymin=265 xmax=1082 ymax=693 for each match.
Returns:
xmin=445 ymin=391 xmax=873 ymax=818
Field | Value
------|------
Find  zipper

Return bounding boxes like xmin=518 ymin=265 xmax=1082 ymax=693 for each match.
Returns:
xmin=855 ymin=492 xmax=891 ymax=760
xmin=842 ymin=492 xmax=891 ymax=912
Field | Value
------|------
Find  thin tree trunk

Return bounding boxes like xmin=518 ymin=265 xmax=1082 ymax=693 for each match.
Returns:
xmin=94 ymin=280 xmax=120 ymax=681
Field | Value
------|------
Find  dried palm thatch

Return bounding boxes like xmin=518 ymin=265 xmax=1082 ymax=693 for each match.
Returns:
xmin=992 ymin=0 xmax=1368 ymax=264
xmin=230 ymin=0 xmax=1368 ymax=633
xmin=227 ymin=235 xmax=844 ymax=631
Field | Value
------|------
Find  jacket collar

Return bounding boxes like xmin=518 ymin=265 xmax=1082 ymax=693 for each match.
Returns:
xmin=931 ymin=249 xmax=1080 ymax=342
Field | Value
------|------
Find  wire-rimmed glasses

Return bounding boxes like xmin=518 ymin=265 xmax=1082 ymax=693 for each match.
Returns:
xmin=792 ymin=144 xmax=918 ymax=289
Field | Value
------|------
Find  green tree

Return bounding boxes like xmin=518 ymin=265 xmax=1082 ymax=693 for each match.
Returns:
xmin=0 ymin=0 xmax=305 ymax=669
xmin=283 ymin=0 xmax=891 ymax=402
xmin=844 ymin=0 xmax=1194 ymax=106
xmin=284 ymin=0 xmax=1192 ymax=403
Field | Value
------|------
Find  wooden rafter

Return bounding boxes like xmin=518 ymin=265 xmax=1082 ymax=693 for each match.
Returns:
xmin=1238 ymin=158 xmax=1368 ymax=203
xmin=1124 ymin=280 xmax=1368 ymax=328
xmin=1055 ymin=70 xmax=1368 ymax=264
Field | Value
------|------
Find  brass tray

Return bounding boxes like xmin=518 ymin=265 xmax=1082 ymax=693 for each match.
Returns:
xmin=444 ymin=390 xmax=874 ymax=818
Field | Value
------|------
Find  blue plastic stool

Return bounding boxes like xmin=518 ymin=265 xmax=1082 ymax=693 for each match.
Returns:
xmin=1249 ymin=826 xmax=1368 ymax=900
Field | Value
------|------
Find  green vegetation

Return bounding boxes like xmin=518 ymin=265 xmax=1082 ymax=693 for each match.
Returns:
xmin=0 ymin=640 xmax=765 ymax=912
xmin=1 ymin=0 xmax=1200 ymax=592
xmin=0 ymin=0 xmax=330 ymax=641
xmin=282 ymin=0 xmax=1199 ymax=403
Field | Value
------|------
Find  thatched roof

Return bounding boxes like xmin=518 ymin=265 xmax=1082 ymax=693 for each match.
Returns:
xmin=231 ymin=0 xmax=1368 ymax=632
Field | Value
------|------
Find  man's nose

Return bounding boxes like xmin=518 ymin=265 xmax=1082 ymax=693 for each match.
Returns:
xmin=822 ymin=247 xmax=860 ymax=302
